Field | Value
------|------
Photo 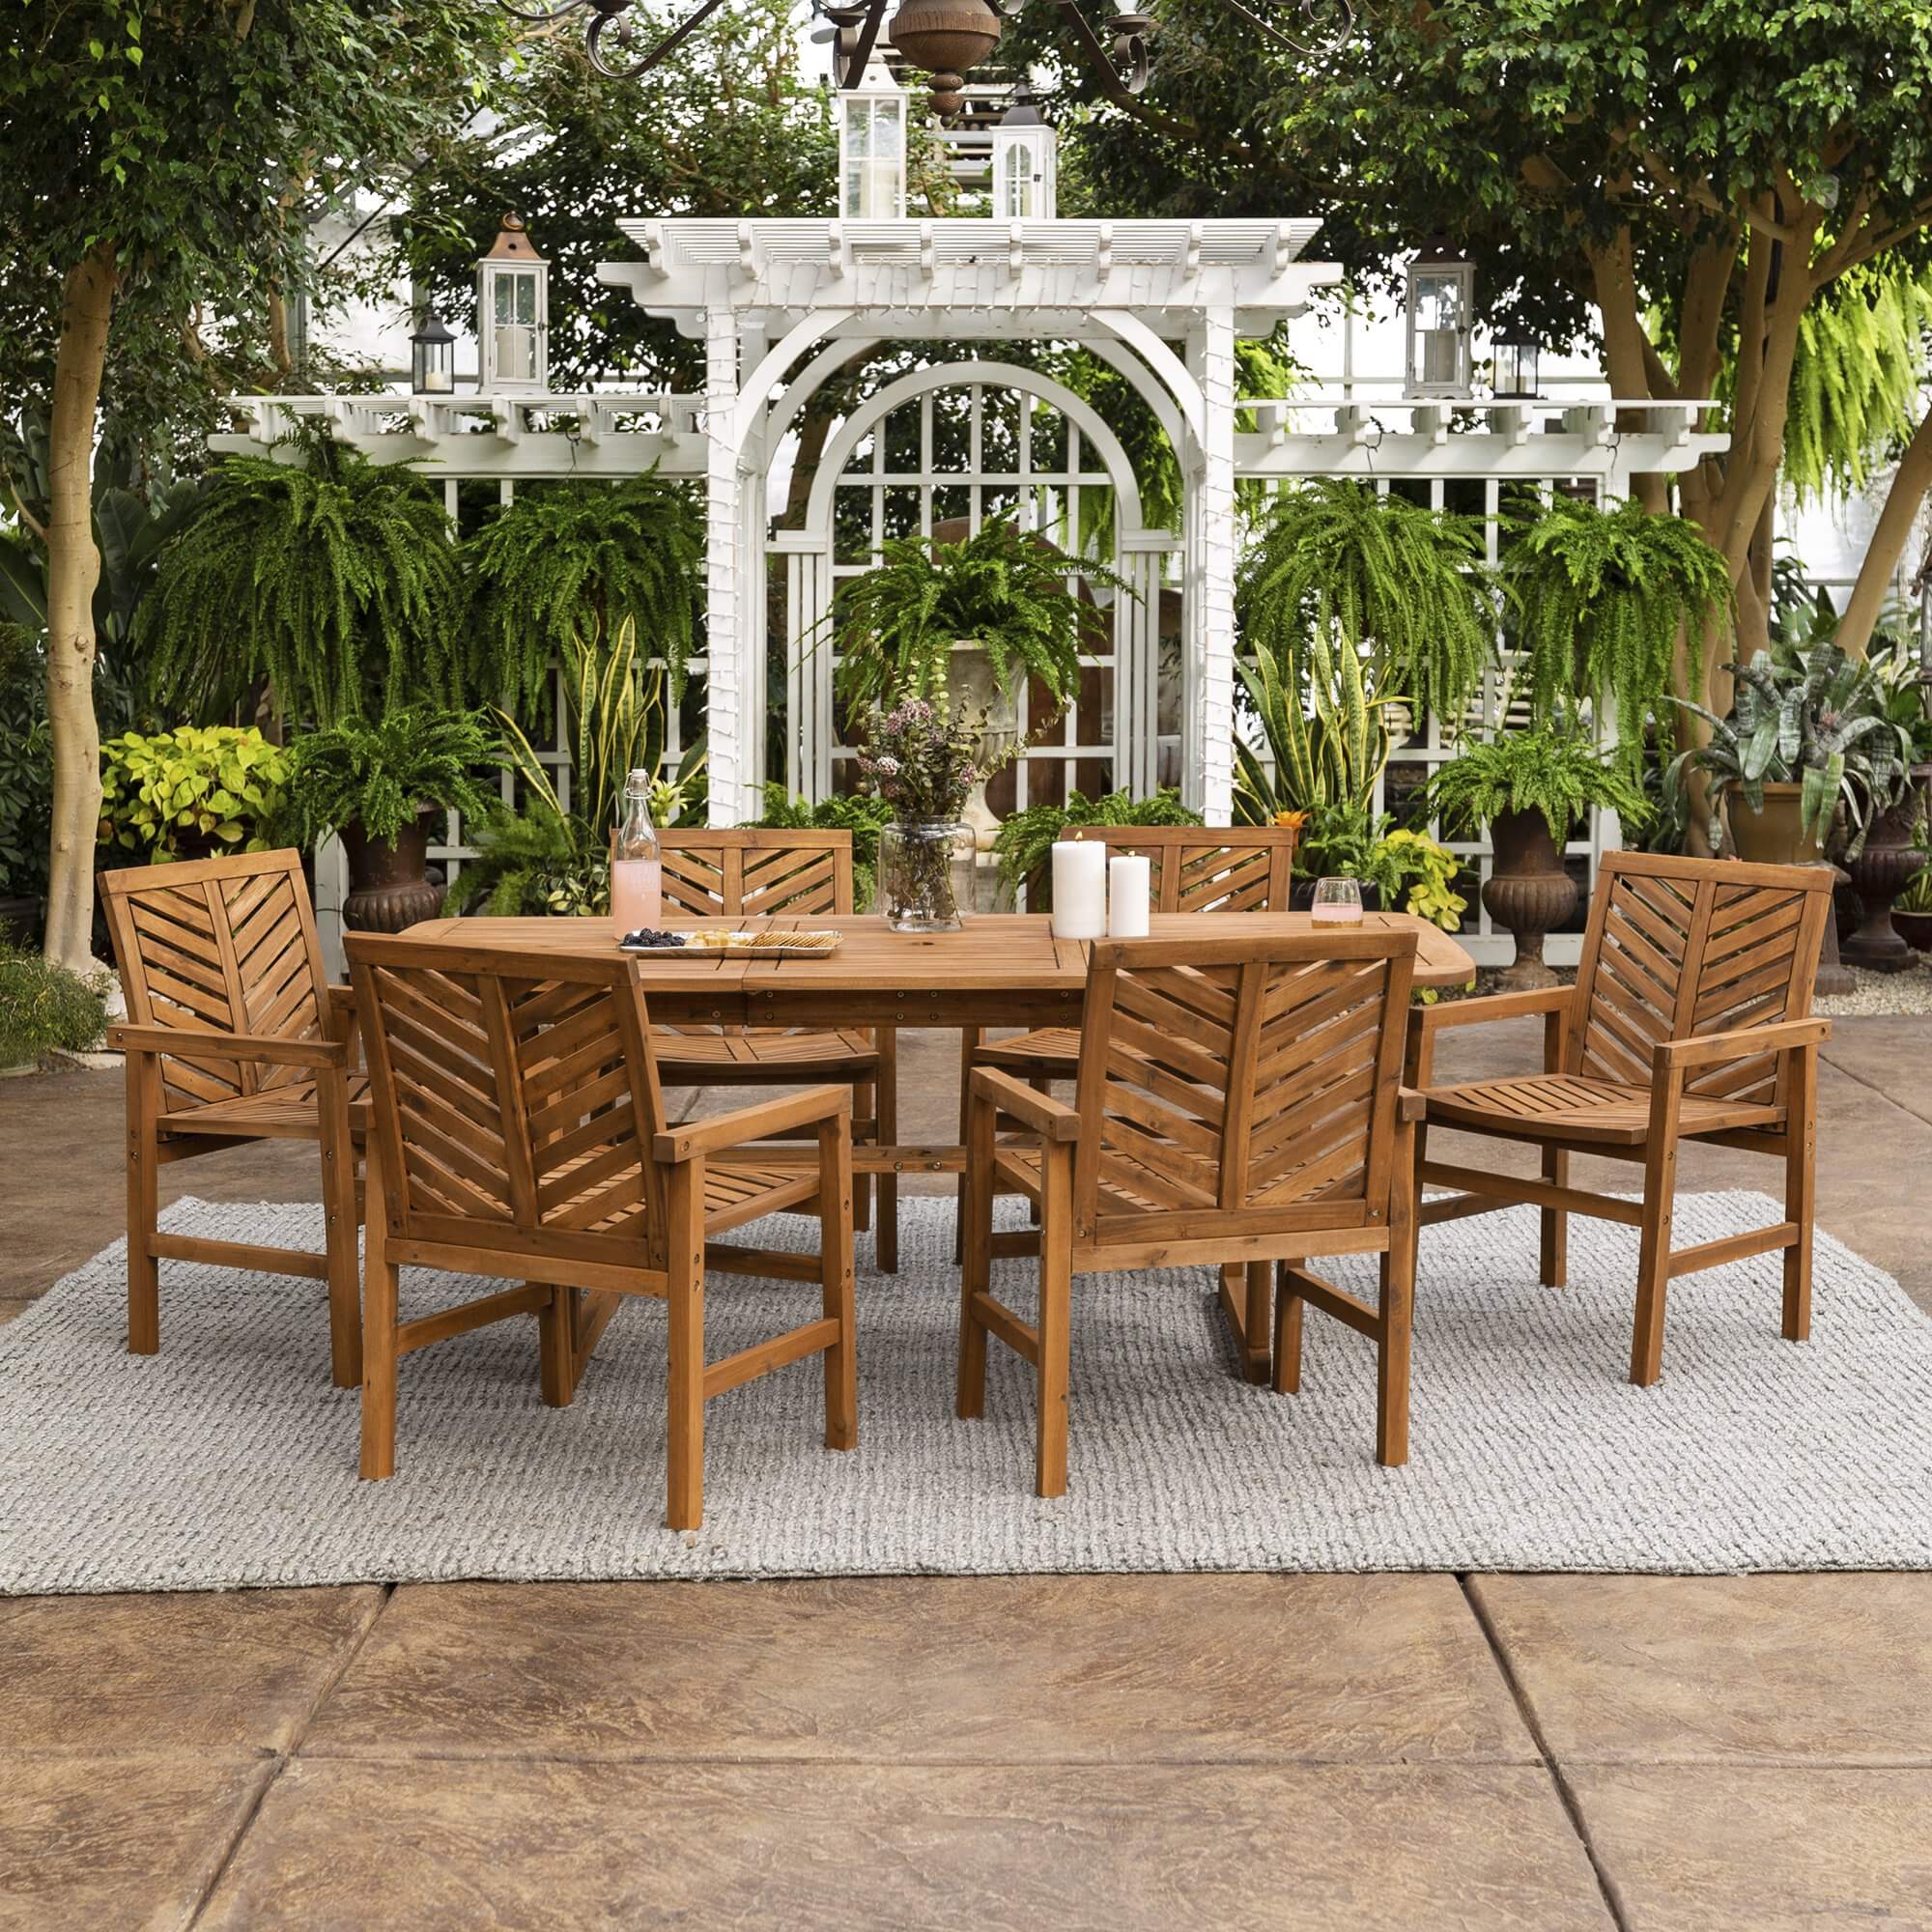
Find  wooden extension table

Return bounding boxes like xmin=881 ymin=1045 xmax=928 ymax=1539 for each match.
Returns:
xmin=406 ymin=909 xmax=1477 ymax=1188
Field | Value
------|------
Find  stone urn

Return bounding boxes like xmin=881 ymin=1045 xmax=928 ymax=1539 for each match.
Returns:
xmin=339 ymin=817 xmax=444 ymax=934
xmin=1841 ymin=771 xmax=1929 ymax=973
xmin=948 ymin=640 xmax=1021 ymax=853
xmin=1482 ymin=808 xmax=1577 ymax=990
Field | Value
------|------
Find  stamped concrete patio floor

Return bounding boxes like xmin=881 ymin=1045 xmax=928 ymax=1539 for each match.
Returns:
xmin=4 ymin=1016 xmax=1931 ymax=1929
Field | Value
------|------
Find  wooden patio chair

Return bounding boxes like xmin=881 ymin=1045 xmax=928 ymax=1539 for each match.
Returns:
xmin=1406 ymin=850 xmax=1834 ymax=1386
xmin=100 ymin=850 xmax=364 ymax=1388
xmin=654 ymin=828 xmax=898 ymax=1271
xmin=956 ymin=925 xmax=1420 ymax=1496
xmin=345 ymin=933 xmax=856 ymax=1529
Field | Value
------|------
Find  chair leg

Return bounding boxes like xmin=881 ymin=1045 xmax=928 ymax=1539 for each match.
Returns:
xmin=875 ymin=1027 xmax=899 ymax=1277
xmin=1271 ymin=1261 xmax=1303 ymax=1395
xmin=124 ymin=1051 xmax=160 ymax=1356
xmin=1377 ymin=1119 xmax=1418 ymax=1466
xmin=1243 ymin=1261 xmax=1273 ymax=1384
xmin=666 ymin=1160 xmax=706 ymax=1532
xmin=538 ymin=1286 xmax=577 ymax=1407
xmin=1035 ymin=1144 xmax=1074 ymax=1499
xmin=818 ymin=1117 xmax=858 ymax=1452
xmin=851 ymin=1073 xmax=873 ymax=1234
xmin=1539 ymin=1144 xmax=1569 ymax=1290
xmin=955 ymin=1081 xmax=995 ymax=1420
xmin=317 ymin=1067 xmax=362 ymax=1389
xmin=953 ymin=1026 xmax=980 ymax=1264
xmin=1631 ymin=1078 xmax=1685 ymax=1388
xmin=358 ymin=1145 xmax=400 ymax=1481
xmin=1782 ymin=1044 xmax=1818 ymax=1343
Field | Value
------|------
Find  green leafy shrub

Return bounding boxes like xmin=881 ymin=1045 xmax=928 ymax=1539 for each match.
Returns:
xmin=991 ymin=786 xmax=1201 ymax=907
xmin=0 ymin=622 xmax=51 ymax=903
xmin=460 ymin=473 xmax=702 ymax=715
xmin=1293 ymin=806 xmax=1467 ymax=930
xmin=99 ymin=726 xmax=293 ymax=862
xmin=284 ymin=707 xmax=505 ymax=846
xmin=138 ymin=438 xmax=467 ymax=725
xmin=832 ymin=513 xmax=1131 ymax=713
xmin=1508 ymin=497 xmax=1733 ymax=769
xmin=1421 ymin=712 xmax=1650 ymax=844
xmin=753 ymin=785 xmax=895 ymax=910
xmin=0 ymin=945 xmax=105 ymax=1065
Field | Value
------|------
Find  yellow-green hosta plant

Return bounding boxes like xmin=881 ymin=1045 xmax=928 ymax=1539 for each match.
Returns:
xmin=98 ymin=726 xmax=293 ymax=863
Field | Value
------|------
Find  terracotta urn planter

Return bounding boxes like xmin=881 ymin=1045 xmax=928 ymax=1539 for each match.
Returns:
xmin=1725 ymin=781 xmax=1826 ymax=867
xmin=339 ymin=818 xmax=444 ymax=934
xmin=1840 ymin=771 xmax=1928 ymax=973
xmin=1481 ymin=808 xmax=1576 ymax=990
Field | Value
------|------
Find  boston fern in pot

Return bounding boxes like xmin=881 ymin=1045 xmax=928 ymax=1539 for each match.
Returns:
xmin=283 ymin=707 xmax=505 ymax=933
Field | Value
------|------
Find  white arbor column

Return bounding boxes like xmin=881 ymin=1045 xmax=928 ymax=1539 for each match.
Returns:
xmin=702 ymin=307 xmax=745 ymax=824
xmin=1186 ymin=307 xmax=1238 ymax=824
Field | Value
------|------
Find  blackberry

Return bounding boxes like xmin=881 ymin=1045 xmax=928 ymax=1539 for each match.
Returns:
xmin=621 ymin=928 xmax=687 ymax=949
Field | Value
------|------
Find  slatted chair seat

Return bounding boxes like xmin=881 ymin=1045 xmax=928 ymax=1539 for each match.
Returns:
xmin=346 ymin=934 xmax=858 ymax=1531
xmin=1407 ymin=851 xmax=1834 ymax=1386
xmin=1421 ymin=1073 xmax=1784 ymax=1146
xmin=958 ymin=928 xmax=1422 ymax=1497
xmin=649 ymin=1026 xmax=880 ymax=1079
xmin=974 ymin=1026 xmax=1081 ymax=1069
xmin=102 ymin=850 xmax=365 ymax=1389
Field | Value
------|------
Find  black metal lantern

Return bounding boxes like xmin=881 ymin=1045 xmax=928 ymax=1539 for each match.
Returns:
xmin=1492 ymin=336 xmax=1540 ymax=401
xmin=411 ymin=312 xmax=457 ymax=396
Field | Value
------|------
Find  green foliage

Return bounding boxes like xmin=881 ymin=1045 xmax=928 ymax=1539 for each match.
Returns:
xmin=1296 ymin=809 xmax=1469 ymax=931
xmin=832 ymin=514 xmax=1132 ymax=714
xmin=99 ymin=726 xmax=292 ymax=863
xmin=451 ymin=623 xmax=706 ymax=919
xmin=0 ymin=624 xmax=51 ymax=901
xmin=139 ymin=440 xmax=467 ymax=726
xmin=0 ymin=945 xmax=105 ymax=1065
xmin=1233 ymin=625 xmax=1399 ymax=825
xmin=1897 ymin=864 xmax=1932 ymax=916
xmin=1379 ymin=829 xmax=1468 ymax=933
xmin=1509 ymin=499 xmax=1734 ymax=765
xmin=1237 ymin=482 xmax=1495 ymax=732
xmin=990 ymin=787 xmax=1202 ymax=908
xmin=1421 ymin=713 xmax=1652 ymax=844
xmin=284 ymin=708 xmax=505 ymax=848
xmin=1668 ymin=639 xmax=1915 ymax=860
xmin=460 ymin=474 xmax=703 ymax=715
xmin=753 ymin=785 xmax=897 ymax=911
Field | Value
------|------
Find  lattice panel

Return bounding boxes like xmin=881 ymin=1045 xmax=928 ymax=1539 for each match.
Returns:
xmin=1576 ymin=867 xmax=1698 ymax=1088
xmin=1246 ymin=956 xmax=1393 ymax=1206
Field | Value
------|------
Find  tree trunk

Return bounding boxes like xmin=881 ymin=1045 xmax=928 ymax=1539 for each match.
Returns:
xmin=1836 ymin=403 xmax=1932 ymax=662
xmin=42 ymin=243 xmax=118 ymax=974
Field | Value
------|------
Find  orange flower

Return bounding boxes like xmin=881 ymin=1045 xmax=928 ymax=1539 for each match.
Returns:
xmin=1272 ymin=809 xmax=1310 ymax=830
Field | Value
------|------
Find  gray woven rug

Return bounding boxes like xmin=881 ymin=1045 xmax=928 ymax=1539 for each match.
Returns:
xmin=4 ymin=1192 xmax=1930 ymax=1592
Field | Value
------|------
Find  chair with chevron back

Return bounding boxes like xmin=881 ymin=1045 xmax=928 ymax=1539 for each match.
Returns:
xmin=101 ymin=850 xmax=364 ymax=1387
xmin=652 ymin=828 xmax=898 ymax=1271
xmin=957 ymin=924 xmax=1420 ymax=1496
xmin=1406 ymin=850 xmax=1834 ymax=1385
xmin=346 ymin=932 xmax=856 ymax=1528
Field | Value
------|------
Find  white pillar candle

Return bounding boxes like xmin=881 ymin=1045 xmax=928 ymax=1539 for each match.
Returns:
xmin=1050 ymin=840 xmax=1107 ymax=939
xmin=1107 ymin=854 xmax=1151 ymax=938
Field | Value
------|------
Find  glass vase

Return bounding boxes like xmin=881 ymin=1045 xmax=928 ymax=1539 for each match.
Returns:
xmin=877 ymin=818 xmax=973 ymax=933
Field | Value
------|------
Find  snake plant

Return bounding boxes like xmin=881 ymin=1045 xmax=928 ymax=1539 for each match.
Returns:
xmin=1667 ymin=638 xmax=1914 ymax=861
xmin=1233 ymin=625 xmax=1400 ymax=825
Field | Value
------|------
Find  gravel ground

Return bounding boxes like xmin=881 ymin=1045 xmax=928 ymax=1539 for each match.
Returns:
xmin=1814 ymin=953 xmax=1932 ymax=1016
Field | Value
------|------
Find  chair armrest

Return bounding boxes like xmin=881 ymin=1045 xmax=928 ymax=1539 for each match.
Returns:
xmin=107 ymin=1025 xmax=348 ymax=1071
xmin=653 ymin=1084 xmax=850 ymax=1163
xmin=1409 ymin=985 xmax=1577 ymax=1037
xmin=1397 ymin=1088 xmax=1428 ymax=1123
xmin=322 ymin=984 xmax=363 ymax=1068
xmin=1655 ymin=1017 xmax=1832 ymax=1073
xmin=969 ymin=1065 xmax=1082 ymax=1142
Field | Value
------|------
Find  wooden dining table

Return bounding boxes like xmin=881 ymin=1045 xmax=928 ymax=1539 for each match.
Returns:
xmin=404 ymin=909 xmax=1478 ymax=1184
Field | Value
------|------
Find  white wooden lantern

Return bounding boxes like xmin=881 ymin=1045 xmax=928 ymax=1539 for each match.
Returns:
xmin=1404 ymin=240 xmax=1475 ymax=399
xmin=476 ymin=213 xmax=548 ymax=393
xmin=991 ymin=86 xmax=1056 ymax=220
xmin=838 ymin=59 xmax=907 ymax=221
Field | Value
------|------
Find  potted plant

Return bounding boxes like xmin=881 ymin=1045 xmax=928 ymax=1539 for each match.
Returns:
xmin=283 ymin=707 xmax=506 ymax=932
xmin=1423 ymin=712 xmax=1648 ymax=987
xmin=832 ymin=514 xmax=1131 ymax=845
xmin=1838 ymin=647 xmax=1932 ymax=968
xmin=0 ymin=944 xmax=106 ymax=1076
xmin=98 ymin=724 xmax=294 ymax=863
xmin=991 ymin=785 xmax=1202 ymax=909
xmin=1509 ymin=496 xmax=1735 ymax=774
xmin=1287 ymin=803 xmax=1467 ymax=929
xmin=1667 ymin=638 xmax=1914 ymax=867
xmin=1893 ymin=862 xmax=1932 ymax=952
xmin=450 ymin=623 xmax=705 ymax=918
xmin=854 ymin=696 xmax=999 ymax=932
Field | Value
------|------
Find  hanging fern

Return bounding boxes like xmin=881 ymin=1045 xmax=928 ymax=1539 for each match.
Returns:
xmin=460 ymin=472 xmax=703 ymax=716
xmin=1237 ymin=480 xmax=1496 ymax=731
xmin=139 ymin=439 xmax=466 ymax=727
xmin=1507 ymin=497 xmax=1733 ymax=772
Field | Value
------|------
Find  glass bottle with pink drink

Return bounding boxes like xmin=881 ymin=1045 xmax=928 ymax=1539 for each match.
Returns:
xmin=611 ymin=769 xmax=662 ymax=940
